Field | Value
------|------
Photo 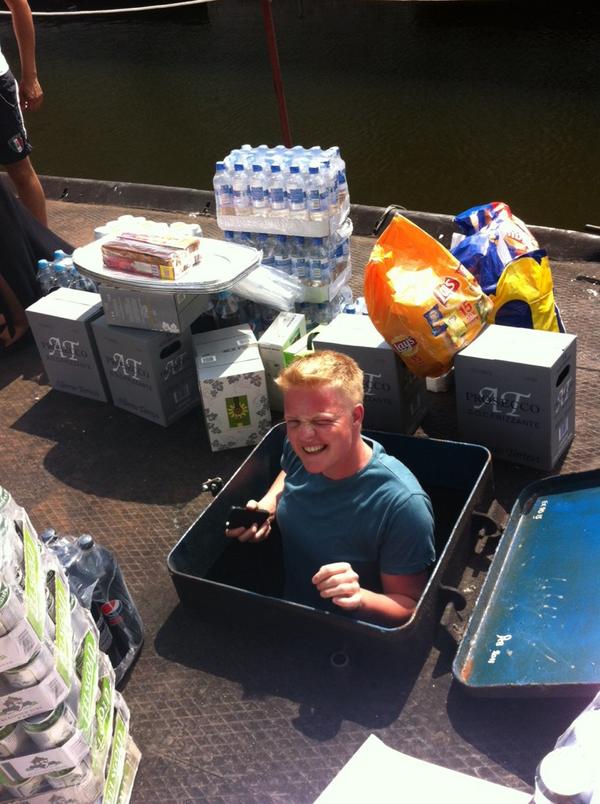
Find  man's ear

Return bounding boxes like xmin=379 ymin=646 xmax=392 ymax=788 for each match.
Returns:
xmin=352 ymin=404 xmax=364 ymax=427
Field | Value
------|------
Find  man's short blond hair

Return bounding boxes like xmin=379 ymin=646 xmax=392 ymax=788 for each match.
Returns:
xmin=276 ymin=350 xmax=364 ymax=406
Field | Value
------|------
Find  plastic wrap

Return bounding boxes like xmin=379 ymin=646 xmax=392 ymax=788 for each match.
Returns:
xmin=232 ymin=264 xmax=303 ymax=311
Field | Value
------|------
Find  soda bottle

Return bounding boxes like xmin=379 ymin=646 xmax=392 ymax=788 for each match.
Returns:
xmin=66 ymin=534 xmax=142 ymax=677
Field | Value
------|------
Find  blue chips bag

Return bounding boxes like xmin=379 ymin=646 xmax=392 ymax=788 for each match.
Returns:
xmin=451 ymin=202 xmax=564 ymax=332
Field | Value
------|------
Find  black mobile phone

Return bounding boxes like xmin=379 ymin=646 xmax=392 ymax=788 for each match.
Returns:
xmin=225 ymin=505 xmax=270 ymax=530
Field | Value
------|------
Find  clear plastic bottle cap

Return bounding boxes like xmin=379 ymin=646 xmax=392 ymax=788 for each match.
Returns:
xmin=77 ymin=534 xmax=94 ymax=551
xmin=538 ymin=747 xmax=592 ymax=799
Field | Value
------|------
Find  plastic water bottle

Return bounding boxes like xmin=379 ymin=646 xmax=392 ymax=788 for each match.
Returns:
xmin=291 ymin=236 xmax=308 ymax=283
xmin=254 ymin=232 xmax=269 ymax=265
xmin=37 ymin=259 xmax=57 ymax=295
xmin=239 ymin=231 xmax=255 ymax=249
xmin=287 ymin=163 xmax=308 ymax=219
xmin=215 ymin=291 xmax=242 ymax=327
xmin=261 ymin=233 xmax=275 ymax=268
xmin=67 ymin=266 xmax=97 ymax=292
xmin=213 ymin=161 xmax=234 ymax=217
xmin=320 ymin=158 xmax=338 ymax=213
xmin=249 ymin=162 xmax=268 ymax=214
xmin=52 ymin=261 xmax=71 ymax=288
xmin=306 ymin=165 xmax=328 ymax=221
xmin=309 ymin=237 xmax=330 ymax=285
xmin=232 ymin=162 xmax=251 ymax=216
xmin=272 ymin=235 xmax=292 ymax=275
xmin=335 ymin=149 xmax=348 ymax=207
xmin=267 ymin=162 xmax=287 ymax=216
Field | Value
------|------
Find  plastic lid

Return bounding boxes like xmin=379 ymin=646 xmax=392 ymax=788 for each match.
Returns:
xmin=290 ymin=165 xmax=300 ymax=174
xmin=37 ymin=259 xmax=49 ymax=270
xmin=53 ymin=250 xmax=67 ymax=259
xmin=271 ymin=163 xmax=281 ymax=173
xmin=538 ymin=747 xmax=592 ymax=798
xmin=77 ymin=534 xmax=94 ymax=550
xmin=234 ymin=163 xmax=245 ymax=171
xmin=309 ymin=166 xmax=319 ymax=174
xmin=215 ymin=161 xmax=226 ymax=170
xmin=252 ymin=163 xmax=263 ymax=172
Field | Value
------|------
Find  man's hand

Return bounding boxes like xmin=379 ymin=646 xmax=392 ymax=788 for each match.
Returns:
xmin=19 ymin=75 xmax=43 ymax=112
xmin=312 ymin=562 xmax=362 ymax=610
xmin=224 ymin=499 xmax=273 ymax=544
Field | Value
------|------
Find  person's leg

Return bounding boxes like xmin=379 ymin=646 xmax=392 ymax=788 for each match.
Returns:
xmin=4 ymin=156 xmax=47 ymax=227
xmin=0 ymin=273 xmax=29 ymax=348
xmin=0 ymin=69 xmax=47 ymax=227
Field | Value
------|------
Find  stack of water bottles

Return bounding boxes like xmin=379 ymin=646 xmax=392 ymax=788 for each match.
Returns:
xmin=214 ymin=144 xmax=354 ymax=326
xmin=37 ymin=250 xmax=98 ymax=296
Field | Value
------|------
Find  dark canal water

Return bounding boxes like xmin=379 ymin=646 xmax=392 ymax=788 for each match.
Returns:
xmin=2 ymin=0 xmax=600 ymax=230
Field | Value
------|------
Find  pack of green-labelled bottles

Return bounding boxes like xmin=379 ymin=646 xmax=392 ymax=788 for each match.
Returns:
xmin=0 ymin=486 xmax=140 ymax=803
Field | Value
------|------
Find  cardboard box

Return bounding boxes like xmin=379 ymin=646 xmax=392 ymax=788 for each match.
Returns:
xmin=258 ymin=312 xmax=306 ymax=410
xmin=99 ymin=284 xmax=210 ymax=333
xmin=194 ymin=325 xmax=271 ymax=452
xmin=92 ymin=315 xmax=200 ymax=426
xmin=282 ymin=325 xmax=325 ymax=366
xmin=26 ymin=288 xmax=109 ymax=402
xmin=313 ymin=314 xmax=428 ymax=434
xmin=454 ymin=324 xmax=577 ymax=469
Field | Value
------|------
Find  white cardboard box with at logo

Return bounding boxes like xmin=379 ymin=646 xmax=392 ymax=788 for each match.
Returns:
xmin=26 ymin=288 xmax=109 ymax=402
xmin=91 ymin=315 xmax=200 ymax=426
xmin=313 ymin=314 xmax=428 ymax=434
xmin=194 ymin=325 xmax=271 ymax=452
xmin=454 ymin=324 xmax=577 ymax=470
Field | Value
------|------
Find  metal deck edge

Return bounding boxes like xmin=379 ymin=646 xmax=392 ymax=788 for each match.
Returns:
xmin=37 ymin=175 xmax=600 ymax=262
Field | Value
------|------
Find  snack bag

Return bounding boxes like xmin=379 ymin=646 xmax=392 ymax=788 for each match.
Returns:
xmin=452 ymin=202 xmax=564 ymax=332
xmin=452 ymin=201 xmax=538 ymax=295
xmin=364 ymin=214 xmax=492 ymax=378
xmin=490 ymin=249 xmax=564 ymax=332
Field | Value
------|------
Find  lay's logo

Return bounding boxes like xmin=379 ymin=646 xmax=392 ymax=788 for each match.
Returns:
xmin=393 ymin=336 xmax=418 ymax=356
xmin=433 ymin=276 xmax=461 ymax=307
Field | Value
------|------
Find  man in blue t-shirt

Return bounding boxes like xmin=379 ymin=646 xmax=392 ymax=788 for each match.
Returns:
xmin=225 ymin=350 xmax=435 ymax=626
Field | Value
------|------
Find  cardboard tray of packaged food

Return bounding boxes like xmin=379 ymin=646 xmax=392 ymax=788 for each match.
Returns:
xmin=167 ymin=423 xmax=493 ymax=657
xmin=73 ymin=236 xmax=261 ymax=294
xmin=453 ymin=469 xmax=600 ymax=697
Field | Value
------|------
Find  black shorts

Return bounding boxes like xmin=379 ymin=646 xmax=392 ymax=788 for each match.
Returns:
xmin=0 ymin=70 xmax=32 ymax=165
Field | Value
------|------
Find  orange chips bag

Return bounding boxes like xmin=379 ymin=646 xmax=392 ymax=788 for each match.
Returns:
xmin=364 ymin=215 xmax=493 ymax=378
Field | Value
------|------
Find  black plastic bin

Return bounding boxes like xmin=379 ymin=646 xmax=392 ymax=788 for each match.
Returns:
xmin=167 ymin=424 xmax=492 ymax=654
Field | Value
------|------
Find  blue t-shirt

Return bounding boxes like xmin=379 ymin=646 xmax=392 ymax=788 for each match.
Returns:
xmin=276 ymin=436 xmax=435 ymax=611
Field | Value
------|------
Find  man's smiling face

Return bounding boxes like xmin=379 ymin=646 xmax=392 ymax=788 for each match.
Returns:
xmin=283 ymin=385 xmax=364 ymax=480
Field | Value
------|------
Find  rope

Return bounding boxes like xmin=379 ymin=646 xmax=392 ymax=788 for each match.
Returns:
xmin=0 ymin=0 xmax=212 ymax=16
